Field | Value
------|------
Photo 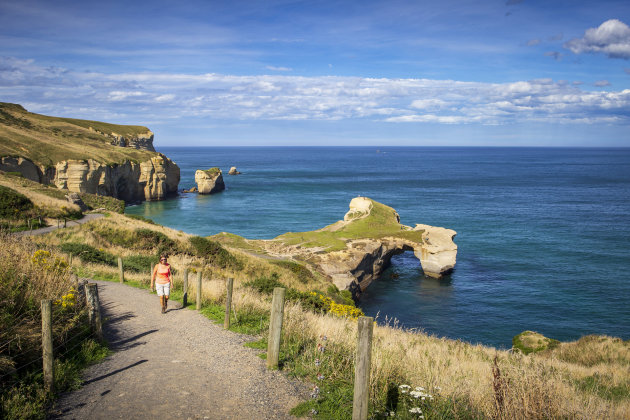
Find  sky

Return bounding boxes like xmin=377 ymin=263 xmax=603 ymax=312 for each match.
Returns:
xmin=0 ymin=0 xmax=629 ymax=146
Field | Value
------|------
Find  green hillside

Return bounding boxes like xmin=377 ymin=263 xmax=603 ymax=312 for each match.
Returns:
xmin=0 ymin=102 xmax=154 ymax=167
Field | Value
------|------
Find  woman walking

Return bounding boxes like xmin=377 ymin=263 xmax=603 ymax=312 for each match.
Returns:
xmin=151 ymin=254 xmax=173 ymax=313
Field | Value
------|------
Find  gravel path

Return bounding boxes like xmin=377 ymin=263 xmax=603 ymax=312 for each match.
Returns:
xmin=16 ymin=213 xmax=104 ymax=236
xmin=49 ymin=280 xmax=309 ymax=420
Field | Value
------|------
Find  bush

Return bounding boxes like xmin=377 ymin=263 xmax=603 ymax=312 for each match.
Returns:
xmin=189 ymin=236 xmax=242 ymax=270
xmin=270 ymin=260 xmax=315 ymax=284
xmin=121 ymin=255 xmax=154 ymax=273
xmin=0 ymin=185 xmax=33 ymax=219
xmin=244 ymin=273 xmax=286 ymax=295
xmin=90 ymin=225 xmax=179 ymax=255
xmin=60 ymin=242 xmax=116 ymax=266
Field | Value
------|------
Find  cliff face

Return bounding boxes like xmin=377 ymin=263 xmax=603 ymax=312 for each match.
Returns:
xmin=54 ymin=154 xmax=179 ymax=202
xmin=0 ymin=154 xmax=180 ymax=202
xmin=89 ymin=127 xmax=156 ymax=152
xmin=0 ymin=103 xmax=180 ymax=202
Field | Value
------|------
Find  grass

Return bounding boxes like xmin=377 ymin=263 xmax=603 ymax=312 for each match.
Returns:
xmin=0 ymin=170 xmax=124 ymax=217
xmin=512 ymin=330 xmax=560 ymax=355
xmin=199 ymin=167 xmax=221 ymax=176
xmin=0 ymin=102 xmax=154 ymax=167
xmin=0 ymin=233 xmax=109 ymax=420
xmin=274 ymin=199 xmax=425 ymax=252
xmin=28 ymin=209 xmax=630 ymax=420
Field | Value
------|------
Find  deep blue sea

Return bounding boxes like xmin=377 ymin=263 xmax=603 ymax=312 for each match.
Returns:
xmin=126 ymin=147 xmax=630 ymax=349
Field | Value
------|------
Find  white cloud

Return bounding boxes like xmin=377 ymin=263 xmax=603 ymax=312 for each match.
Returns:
xmin=564 ymin=19 xmax=630 ymax=59
xmin=594 ymin=80 xmax=611 ymax=87
xmin=527 ymin=39 xmax=541 ymax=46
xmin=265 ymin=66 xmax=292 ymax=72
xmin=1 ymin=57 xmax=629 ymax=126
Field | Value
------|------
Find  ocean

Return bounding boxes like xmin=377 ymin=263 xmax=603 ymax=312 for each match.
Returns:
xmin=125 ymin=147 xmax=630 ymax=349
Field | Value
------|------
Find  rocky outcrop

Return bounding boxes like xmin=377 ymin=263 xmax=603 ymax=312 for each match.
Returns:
xmin=228 ymin=166 xmax=241 ymax=175
xmin=195 ymin=168 xmax=225 ymax=194
xmin=261 ymin=197 xmax=457 ymax=299
xmin=54 ymin=154 xmax=179 ymax=202
xmin=0 ymin=156 xmax=42 ymax=183
xmin=88 ymin=127 xmax=156 ymax=152
xmin=1 ymin=155 xmax=179 ymax=202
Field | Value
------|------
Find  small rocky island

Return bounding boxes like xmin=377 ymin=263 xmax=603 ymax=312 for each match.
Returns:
xmin=258 ymin=197 xmax=457 ymax=298
xmin=195 ymin=167 xmax=225 ymax=194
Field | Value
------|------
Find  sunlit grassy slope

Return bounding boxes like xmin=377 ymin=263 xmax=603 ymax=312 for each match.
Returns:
xmin=0 ymin=102 xmax=154 ymax=166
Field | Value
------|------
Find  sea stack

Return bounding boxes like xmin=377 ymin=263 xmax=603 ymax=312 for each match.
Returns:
xmin=228 ymin=166 xmax=241 ymax=175
xmin=195 ymin=167 xmax=225 ymax=194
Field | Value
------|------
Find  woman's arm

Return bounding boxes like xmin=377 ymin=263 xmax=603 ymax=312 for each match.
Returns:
xmin=151 ymin=264 xmax=157 ymax=290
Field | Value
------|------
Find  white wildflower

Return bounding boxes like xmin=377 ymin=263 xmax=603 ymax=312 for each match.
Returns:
xmin=409 ymin=407 xmax=423 ymax=414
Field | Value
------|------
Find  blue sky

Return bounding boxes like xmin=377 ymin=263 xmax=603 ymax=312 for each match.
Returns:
xmin=1 ymin=0 xmax=629 ymax=146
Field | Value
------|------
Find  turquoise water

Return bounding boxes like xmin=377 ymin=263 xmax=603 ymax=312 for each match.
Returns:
xmin=126 ymin=147 xmax=630 ymax=348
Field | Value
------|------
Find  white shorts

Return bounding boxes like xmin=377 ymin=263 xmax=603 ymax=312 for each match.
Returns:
xmin=156 ymin=283 xmax=170 ymax=296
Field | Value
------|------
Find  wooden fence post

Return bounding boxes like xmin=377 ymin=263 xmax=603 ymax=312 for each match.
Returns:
xmin=352 ymin=316 xmax=374 ymax=420
xmin=182 ymin=268 xmax=188 ymax=307
xmin=196 ymin=271 xmax=203 ymax=310
xmin=41 ymin=299 xmax=54 ymax=393
xmin=224 ymin=278 xmax=234 ymax=329
xmin=118 ymin=257 xmax=124 ymax=283
xmin=85 ymin=283 xmax=103 ymax=341
xmin=267 ymin=287 xmax=286 ymax=369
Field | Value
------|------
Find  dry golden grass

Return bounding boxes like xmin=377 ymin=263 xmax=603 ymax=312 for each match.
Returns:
xmin=0 ymin=176 xmax=81 ymax=216
xmin=30 ymin=213 xmax=630 ymax=419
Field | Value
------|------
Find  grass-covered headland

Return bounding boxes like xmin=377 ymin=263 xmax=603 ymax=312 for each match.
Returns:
xmin=18 ymin=209 xmax=629 ymax=419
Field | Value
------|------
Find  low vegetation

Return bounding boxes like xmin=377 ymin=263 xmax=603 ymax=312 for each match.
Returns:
xmin=0 ymin=102 xmax=154 ymax=167
xmin=0 ymin=170 xmax=124 ymax=232
xmin=0 ymin=233 xmax=108 ymax=420
xmin=21 ymin=207 xmax=630 ymax=419
xmin=274 ymin=199 xmax=424 ymax=252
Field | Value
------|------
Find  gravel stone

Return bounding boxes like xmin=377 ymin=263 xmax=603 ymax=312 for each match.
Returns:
xmin=49 ymin=280 xmax=309 ymax=419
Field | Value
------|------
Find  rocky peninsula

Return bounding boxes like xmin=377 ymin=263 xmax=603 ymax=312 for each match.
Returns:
xmin=258 ymin=197 xmax=457 ymax=298
xmin=0 ymin=102 xmax=179 ymax=202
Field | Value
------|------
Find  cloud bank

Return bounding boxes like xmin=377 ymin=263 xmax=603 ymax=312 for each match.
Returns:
xmin=1 ymin=57 xmax=629 ymax=126
xmin=564 ymin=19 xmax=630 ymax=59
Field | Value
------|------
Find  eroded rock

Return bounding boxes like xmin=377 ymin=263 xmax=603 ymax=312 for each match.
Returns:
xmin=260 ymin=197 xmax=457 ymax=298
xmin=195 ymin=168 xmax=225 ymax=194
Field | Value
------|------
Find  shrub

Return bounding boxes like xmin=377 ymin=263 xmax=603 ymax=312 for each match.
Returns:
xmin=121 ymin=255 xmax=154 ymax=273
xmin=244 ymin=273 xmax=286 ymax=295
xmin=60 ymin=242 xmax=116 ymax=266
xmin=270 ymin=260 xmax=315 ymax=284
xmin=0 ymin=185 xmax=33 ymax=219
xmin=189 ymin=236 xmax=242 ymax=270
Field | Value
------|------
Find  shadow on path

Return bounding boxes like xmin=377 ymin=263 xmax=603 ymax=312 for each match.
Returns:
xmin=83 ymin=360 xmax=148 ymax=386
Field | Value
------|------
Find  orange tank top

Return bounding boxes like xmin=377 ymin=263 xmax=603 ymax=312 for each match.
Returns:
xmin=155 ymin=263 xmax=171 ymax=284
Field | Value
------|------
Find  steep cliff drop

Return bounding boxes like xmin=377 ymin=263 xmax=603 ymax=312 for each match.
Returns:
xmin=0 ymin=102 xmax=180 ymax=202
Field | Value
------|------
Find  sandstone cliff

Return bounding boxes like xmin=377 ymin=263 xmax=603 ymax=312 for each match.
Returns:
xmin=261 ymin=197 xmax=457 ymax=298
xmin=0 ymin=103 xmax=180 ymax=202
xmin=195 ymin=168 xmax=225 ymax=194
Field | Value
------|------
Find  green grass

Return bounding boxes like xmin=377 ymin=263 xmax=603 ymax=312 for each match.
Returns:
xmin=0 ymin=102 xmax=155 ymax=167
xmin=574 ymin=375 xmax=630 ymax=402
xmin=274 ymin=199 xmax=425 ymax=253
xmin=199 ymin=167 xmax=221 ymax=176
xmin=0 ymin=185 xmax=33 ymax=218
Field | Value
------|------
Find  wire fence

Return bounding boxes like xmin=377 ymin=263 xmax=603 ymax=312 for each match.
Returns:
xmin=0 ymin=288 xmax=99 ymax=392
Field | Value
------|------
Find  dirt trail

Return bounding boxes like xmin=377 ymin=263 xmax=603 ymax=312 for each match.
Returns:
xmin=16 ymin=213 xmax=104 ymax=237
xmin=49 ymin=280 xmax=309 ymax=420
